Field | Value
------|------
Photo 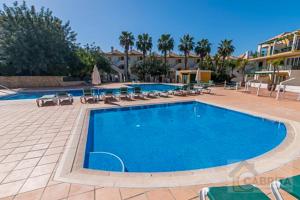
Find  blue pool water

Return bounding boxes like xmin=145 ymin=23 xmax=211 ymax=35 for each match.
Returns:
xmin=0 ymin=84 xmax=179 ymax=100
xmin=84 ymin=101 xmax=286 ymax=173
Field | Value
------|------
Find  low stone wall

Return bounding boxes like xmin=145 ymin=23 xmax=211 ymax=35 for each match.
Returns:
xmin=0 ymin=76 xmax=84 ymax=88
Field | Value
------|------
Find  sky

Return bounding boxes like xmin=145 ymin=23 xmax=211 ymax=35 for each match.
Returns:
xmin=1 ymin=0 xmax=300 ymax=55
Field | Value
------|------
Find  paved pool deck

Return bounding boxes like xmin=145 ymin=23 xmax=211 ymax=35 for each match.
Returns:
xmin=0 ymin=85 xmax=300 ymax=200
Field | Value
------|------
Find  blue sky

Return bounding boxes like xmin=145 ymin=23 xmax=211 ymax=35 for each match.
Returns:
xmin=2 ymin=0 xmax=300 ymax=55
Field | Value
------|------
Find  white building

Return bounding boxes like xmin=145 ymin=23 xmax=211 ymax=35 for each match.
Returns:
xmin=105 ymin=47 xmax=201 ymax=82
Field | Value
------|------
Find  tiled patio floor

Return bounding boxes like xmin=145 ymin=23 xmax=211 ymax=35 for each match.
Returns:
xmin=0 ymin=87 xmax=300 ymax=200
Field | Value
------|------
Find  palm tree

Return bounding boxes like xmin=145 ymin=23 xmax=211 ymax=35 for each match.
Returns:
xmin=157 ymin=34 xmax=174 ymax=66
xmin=119 ymin=31 xmax=135 ymax=81
xmin=203 ymin=55 xmax=214 ymax=70
xmin=217 ymin=39 xmax=235 ymax=73
xmin=268 ymin=58 xmax=284 ymax=95
xmin=178 ymin=34 xmax=195 ymax=70
xmin=213 ymin=54 xmax=220 ymax=71
xmin=136 ymin=33 xmax=152 ymax=62
xmin=195 ymin=39 xmax=211 ymax=69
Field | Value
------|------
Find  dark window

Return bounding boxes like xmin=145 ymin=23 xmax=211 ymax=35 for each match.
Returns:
xmin=196 ymin=59 xmax=200 ymax=63
xmin=120 ymin=56 xmax=124 ymax=61
xmin=139 ymin=57 xmax=143 ymax=60
xmin=177 ymin=59 xmax=182 ymax=63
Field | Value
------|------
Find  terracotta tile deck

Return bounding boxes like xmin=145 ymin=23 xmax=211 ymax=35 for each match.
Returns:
xmin=0 ymin=86 xmax=300 ymax=199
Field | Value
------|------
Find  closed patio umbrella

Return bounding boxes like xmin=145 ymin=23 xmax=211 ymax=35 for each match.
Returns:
xmin=195 ymin=68 xmax=201 ymax=83
xmin=92 ymin=65 xmax=101 ymax=85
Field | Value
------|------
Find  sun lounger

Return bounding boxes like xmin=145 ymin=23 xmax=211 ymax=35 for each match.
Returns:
xmin=103 ymin=90 xmax=117 ymax=103
xmin=199 ymin=84 xmax=211 ymax=94
xmin=200 ymin=185 xmax=270 ymax=200
xmin=173 ymin=87 xmax=188 ymax=96
xmin=159 ymin=91 xmax=169 ymax=97
xmin=119 ymin=87 xmax=131 ymax=100
xmin=188 ymin=83 xmax=201 ymax=95
xmin=133 ymin=87 xmax=145 ymax=98
xmin=56 ymin=92 xmax=73 ymax=105
xmin=80 ymin=88 xmax=97 ymax=103
xmin=145 ymin=91 xmax=159 ymax=98
xmin=271 ymin=175 xmax=300 ymax=200
xmin=36 ymin=94 xmax=57 ymax=107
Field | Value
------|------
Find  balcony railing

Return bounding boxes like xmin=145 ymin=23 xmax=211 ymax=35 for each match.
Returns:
xmin=248 ymin=65 xmax=292 ymax=73
xmin=256 ymin=46 xmax=294 ymax=58
xmin=273 ymin=46 xmax=292 ymax=55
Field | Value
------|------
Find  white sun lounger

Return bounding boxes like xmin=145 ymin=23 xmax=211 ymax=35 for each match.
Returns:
xmin=56 ymin=92 xmax=73 ymax=105
xmin=36 ymin=95 xmax=57 ymax=107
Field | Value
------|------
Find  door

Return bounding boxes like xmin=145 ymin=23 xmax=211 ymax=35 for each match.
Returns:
xmin=182 ymin=74 xmax=188 ymax=84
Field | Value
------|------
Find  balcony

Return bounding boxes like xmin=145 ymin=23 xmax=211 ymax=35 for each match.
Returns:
xmin=247 ymin=65 xmax=293 ymax=74
xmin=273 ymin=46 xmax=292 ymax=55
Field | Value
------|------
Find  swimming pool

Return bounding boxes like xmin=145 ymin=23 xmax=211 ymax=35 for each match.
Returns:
xmin=84 ymin=101 xmax=286 ymax=173
xmin=0 ymin=84 xmax=179 ymax=100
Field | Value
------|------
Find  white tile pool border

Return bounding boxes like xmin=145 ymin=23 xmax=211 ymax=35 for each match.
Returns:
xmin=54 ymin=99 xmax=300 ymax=188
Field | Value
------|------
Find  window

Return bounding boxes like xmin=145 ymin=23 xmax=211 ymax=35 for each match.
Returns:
xmin=120 ymin=56 xmax=124 ymax=61
xmin=139 ymin=57 xmax=143 ymax=60
xmin=196 ymin=59 xmax=200 ymax=63
xmin=177 ymin=59 xmax=182 ymax=63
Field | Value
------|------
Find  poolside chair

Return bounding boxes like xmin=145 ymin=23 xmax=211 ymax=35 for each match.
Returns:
xmin=208 ymin=80 xmax=215 ymax=86
xmin=103 ymin=90 xmax=117 ymax=103
xmin=56 ymin=92 xmax=73 ymax=105
xmin=200 ymin=185 xmax=270 ymax=200
xmin=200 ymin=84 xmax=211 ymax=94
xmin=173 ymin=87 xmax=188 ymax=96
xmin=132 ymin=87 xmax=145 ymax=99
xmin=188 ymin=83 xmax=201 ymax=95
xmin=224 ymin=81 xmax=240 ymax=90
xmin=119 ymin=87 xmax=131 ymax=100
xmin=36 ymin=95 xmax=58 ymax=107
xmin=80 ymin=88 xmax=97 ymax=103
xmin=271 ymin=175 xmax=300 ymax=200
xmin=145 ymin=90 xmax=159 ymax=98
xmin=159 ymin=90 xmax=170 ymax=98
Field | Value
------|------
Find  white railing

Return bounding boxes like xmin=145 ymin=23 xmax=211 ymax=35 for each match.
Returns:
xmin=276 ymin=78 xmax=296 ymax=100
xmin=256 ymin=81 xmax=262 ymax=96
xmin=244 ymin=79 xmax=256 ymax=92
xmin=0 ymin=84 xmax=16 ymax=95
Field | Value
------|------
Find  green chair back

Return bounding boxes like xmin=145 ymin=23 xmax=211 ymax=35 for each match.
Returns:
xmin=182 ymin=85 xmax=189 ymax=90
xmin=279 ymin=175 xmax=300 ymax=199
xmin=208 ymin=185 xmax=270 ymax=200
xmin=83 ymin=88 xmax=92 ymax=96
xmin=120 ymin=87 xmax=128 ymax=94
xmin=134 ymin=87 xmax=142 ymax=94
xmin=105 ymin=90 xmax=113 ymax=95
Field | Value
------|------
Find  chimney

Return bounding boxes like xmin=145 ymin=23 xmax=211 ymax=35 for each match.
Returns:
xmin=111 ymin=46 xmax=114 ymax=53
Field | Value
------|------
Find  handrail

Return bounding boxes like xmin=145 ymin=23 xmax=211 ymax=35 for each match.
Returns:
xmin=256 ymin=81 xmax=262 ymax=96
xmin=244 ymin=79 xmax=256 ymax=91
xmin=279 ymin=77 xmax=295 ymax=85
xmin=90 ymin=151 xmax=125 ymax=172
xmin=276 ymin=78 xmax=296 ymax=100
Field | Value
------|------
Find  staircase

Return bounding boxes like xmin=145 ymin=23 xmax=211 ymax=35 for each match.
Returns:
xmin=109 ymin=63 xmax=125 ymax=82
